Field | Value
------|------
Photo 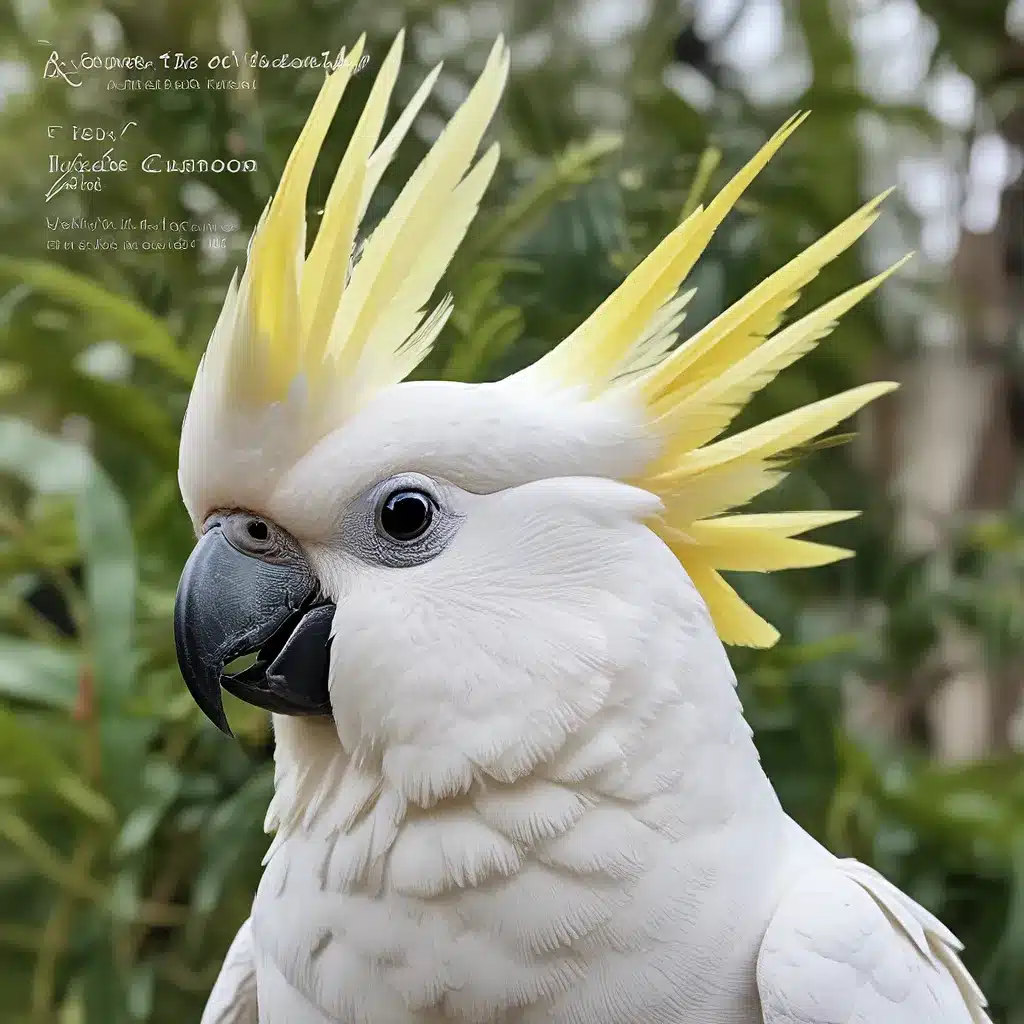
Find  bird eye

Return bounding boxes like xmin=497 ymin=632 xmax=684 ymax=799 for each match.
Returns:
xmin=246 ymin=517 xmax=269 ymax=542
xmin=378 ymin=489 xmax=435 ymax=543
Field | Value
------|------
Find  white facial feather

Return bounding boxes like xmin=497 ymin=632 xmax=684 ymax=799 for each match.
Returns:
xmin=314 ymin=472 xmax=661 ymax=798
xmin=263 ymin=380 xmax=656 ymax=540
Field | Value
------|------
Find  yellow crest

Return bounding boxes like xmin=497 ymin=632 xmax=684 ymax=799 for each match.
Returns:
xmin=202 ymin=31 xmax=509 ymax=446
xmin=199 ymin=35 xmax=905 ymax=648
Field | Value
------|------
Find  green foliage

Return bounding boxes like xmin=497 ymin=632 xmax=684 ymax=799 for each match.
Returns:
xmin=0 ymin=0 xmax=1021 ymax=1021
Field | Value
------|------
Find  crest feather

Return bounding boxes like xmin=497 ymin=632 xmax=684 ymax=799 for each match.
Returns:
xmin=521 ymin=115 xmax=906 ymax=647
xmin=205 ymin=32 xmax=509 ymax=431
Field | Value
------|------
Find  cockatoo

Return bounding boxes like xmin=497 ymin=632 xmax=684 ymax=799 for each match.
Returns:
xmin=173 ymin=31 xmax=991 ymax=1024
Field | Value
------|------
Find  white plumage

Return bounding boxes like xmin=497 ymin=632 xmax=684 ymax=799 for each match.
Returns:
xmin=177 ymin=32 xmax=991 ymax=1024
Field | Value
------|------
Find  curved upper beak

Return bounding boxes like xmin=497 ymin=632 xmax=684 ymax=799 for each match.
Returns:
xmin=173 ymin=515 xmax=334 ymax=735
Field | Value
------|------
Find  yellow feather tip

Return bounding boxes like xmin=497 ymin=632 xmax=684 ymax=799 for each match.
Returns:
xmin=523 ymin=112 xmax=905 ymax=647
xmin=217 ymin=31 xmax=508 ymax=416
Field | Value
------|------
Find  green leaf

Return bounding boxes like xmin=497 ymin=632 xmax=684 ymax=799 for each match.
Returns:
xmin=0 ymin=259 xmax=195 ymax=382
xmin=0 ymin=638 xmax=80 ymax=710
xmin=0 ymin=420 xmax=136 ymax=700
xmin=188 ymin=770 xmax=273 ymax=946
xmin=0 ymin=707 xmax=113 ymax=825
xmin=0 ymin=418 xmax=142 ymax=808
xmin=83 ymin=942 xmax=132 ymax=1024
xmin=127 ymin=962 xmax=155 ymax=1021
xmin=113 ymin=761 xmax=182 ymax=859
xmin=75 ymin=453 xmax=136 ymax=708
xmin=455 ymin=131 xmax=623 ymax=271
xmin=0 ymin=418 xmax=92 ymax=494
xmin=59 ymin=981 xmax=86 ymax=1024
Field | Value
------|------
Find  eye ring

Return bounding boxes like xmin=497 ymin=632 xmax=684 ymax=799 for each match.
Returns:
xmin=377 ymin=488 xmax=436 ymax=543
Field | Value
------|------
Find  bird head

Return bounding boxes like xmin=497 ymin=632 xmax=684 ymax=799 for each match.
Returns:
xmin=175 ymin=32 xmax=902 ymax=797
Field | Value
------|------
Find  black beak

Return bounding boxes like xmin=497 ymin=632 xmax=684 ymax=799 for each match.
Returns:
xmin=173 ymin=511 xmax=335 ymax=735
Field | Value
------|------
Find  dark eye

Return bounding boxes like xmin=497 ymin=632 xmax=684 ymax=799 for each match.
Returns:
xmin=246 ymin=517 xmax=269 ymax=542
xmin=378 ymin=489 xmax=435 ymax=542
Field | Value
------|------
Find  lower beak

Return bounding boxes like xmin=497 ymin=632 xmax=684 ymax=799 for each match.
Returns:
xmin=173 ymin=519 xmax=334 ymax=735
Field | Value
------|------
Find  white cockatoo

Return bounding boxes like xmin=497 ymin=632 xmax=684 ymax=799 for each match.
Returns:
xmin=173 ymin=31 xmax=992 ymax=1024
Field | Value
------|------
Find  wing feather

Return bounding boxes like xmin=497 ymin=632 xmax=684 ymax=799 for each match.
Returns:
xmin=757 ymin=862 xmax=991 ymax=1024
xmin=200 ymin=918 xmax=259 ymax=1024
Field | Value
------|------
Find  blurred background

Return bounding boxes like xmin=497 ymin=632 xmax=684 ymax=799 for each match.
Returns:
xmin=0 ymin=0 xmax=1022 ymax=1020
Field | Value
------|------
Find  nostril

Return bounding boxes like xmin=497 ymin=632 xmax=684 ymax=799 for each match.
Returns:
xmin=247 ymin=518 xmax=269 ymax=542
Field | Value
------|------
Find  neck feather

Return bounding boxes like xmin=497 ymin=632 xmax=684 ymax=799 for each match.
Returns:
xmin=262 ymin=625 xmax=774 ymax=891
